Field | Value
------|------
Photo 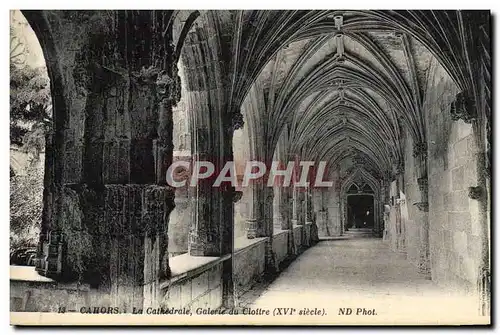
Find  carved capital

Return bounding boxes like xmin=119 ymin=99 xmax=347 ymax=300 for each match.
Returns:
xmin=155 ymin=70 xmax=175 ymax=103
xmin=468 ymin=186 xmax=483 ymax=200
xmin=450 ymin=91 xmax=476 ymax=123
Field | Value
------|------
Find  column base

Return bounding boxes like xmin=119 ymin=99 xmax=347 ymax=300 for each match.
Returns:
xmin=189 ymin=243 xmax=222 ymax=257
xmin=188 ymin=234 xmax=223 ymax=256
xmin=274 ymin=216 xmax=285 ymax=231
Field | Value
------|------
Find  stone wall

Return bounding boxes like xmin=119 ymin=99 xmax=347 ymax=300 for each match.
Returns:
xmin=272 ymin=230 xmax=289 ymax=268
xmin=234 ymin=188 xmax=251 ymax=239
xmin=313 ymin=187 xmax=341 ymax=237
xmin=424 ymin=58 xmax=482 ymax=293
xmin=11 ymin=224 xmax=317 ymax=312
xmin=401 ymin=131 xmax=423 ymax=267
xmin=384 ymin=57 xmax=483 ymax=294
xmin=10 ymin=266 xmax=115 ymax=313
xmin=233 ymin=238 xmax=267 ymax=297
xmin=161 ymin=258 xmax=224 ymax=310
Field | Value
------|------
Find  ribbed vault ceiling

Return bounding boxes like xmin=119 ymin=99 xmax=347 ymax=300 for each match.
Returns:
xmin=249 ymin=27 xmax=438 ymax=181
xmin=175 ymin=10 xmax=489 ymax=184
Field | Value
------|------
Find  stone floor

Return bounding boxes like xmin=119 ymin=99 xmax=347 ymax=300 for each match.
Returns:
xmin=247 ymin=228 xmax=480 ymax=323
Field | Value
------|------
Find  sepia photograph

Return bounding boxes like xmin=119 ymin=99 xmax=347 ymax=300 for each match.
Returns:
xmin=8 ymin=8 xmax=492 ymax=326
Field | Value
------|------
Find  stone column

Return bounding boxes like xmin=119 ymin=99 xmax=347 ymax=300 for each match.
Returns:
xmin=185 ymin=119 xmax=236 ymax=308
xmin=413 ymin=142 xmax=430 ymax=277
xmin=381 ymin=173 xmax=392 ymax=239
xmin=395 ymin=174 xmax=406 ymax=252
xmin=32 ymin=10 xmax=177 ymax=310
xmin=188 ymin=144 xmax=225 ymax=256
xmin=187 ymin=123 xmax=235 ymax=259
xmin=273 ymin=185 xmax=289 ymax=231
xmin=291 ymin=186 xmax=299 ymax=226
xmin=304 ymin=188 xmax=312 ymax=224
xmin=246 ymin=184 xmax=273 ymax=239
xmin=272 ymin=136 xmax=289 ymax=232
xmin=182 ymin=30 xmax=236 ymax=259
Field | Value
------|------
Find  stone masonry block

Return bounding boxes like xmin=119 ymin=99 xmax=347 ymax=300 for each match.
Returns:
xmin=180 ymin=279 xmax=192 ymax=308
xmin=208 ymin=263 xmax=222 ymax=290
xmin=467 ymin=234 xmax=482 ymax=260
xmin=208 ymin=285 xmax=222 ymax=309
xmin=448 ymin=212 xmax=470 ymax=232
xmin=453 ymin=231 xmax=468 ymax=256
xmin=446 ymin=190 xmax=469 ymax=212
xmin=165 ymin=283 xmax=181 ymax=308
xmin=191 ymin=271 xmax=209 ymax=300
xmin=453 ymin=137 xmax=470 ymax=160
xmin=451 ymin=166 xmax=465 ymax=191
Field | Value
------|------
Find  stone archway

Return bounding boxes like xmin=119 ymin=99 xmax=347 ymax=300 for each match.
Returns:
xmin=341 ymin=167 xmax=383 ymax=237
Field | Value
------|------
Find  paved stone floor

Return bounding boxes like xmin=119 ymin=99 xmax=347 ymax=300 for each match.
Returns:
xmin=248 ymin=228 xmax=480 ymax=323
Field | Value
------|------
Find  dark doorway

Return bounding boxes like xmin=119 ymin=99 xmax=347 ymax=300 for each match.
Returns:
xmin=347 ymin=195 xmax=374 ymax=229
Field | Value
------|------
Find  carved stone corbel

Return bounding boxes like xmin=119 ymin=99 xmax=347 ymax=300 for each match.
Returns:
xmin=155 ymin=70 xmax=175 ymax=103
xmin=468 ymin=186 xmax=483 ymax=200
xmin=450 ymin=91 xmax=476 ymax=123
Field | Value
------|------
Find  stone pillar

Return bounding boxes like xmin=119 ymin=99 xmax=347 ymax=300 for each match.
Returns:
xmin=395 ymin=174 xmax=406 ymax=252
xmin=291 ymin=186 xmax=299 ymax=226
xmin=246 ymin=184 xmax=273 ymax=239
xmin=188 ymin=149 xmax=225 ymax=256
xmin=180 ymin=13 xmax=242 ymax=306
xmin=186 ymin=124 xmax=235 ymax=307
xmin=298 ymin=191 xmax=306 ymax=225
xmin=382 ymin=173 xmax=392 ymax=239
xmin=413 ymin=142 xmax=430 ymax=277
xmin=187 ymin=125 xmax=235 ymax=259
xmin=273 ymin=186 xmax=284 ymax=230
xmin=305 ymin=187 xmax=313 ymax=224
xmin=272 ymin=133 xmax=289 ymax=232
xmin=274 ymin=184 xmax=292 ymax=231
xmin=32 ymin=10 xmax=177 ymax=309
